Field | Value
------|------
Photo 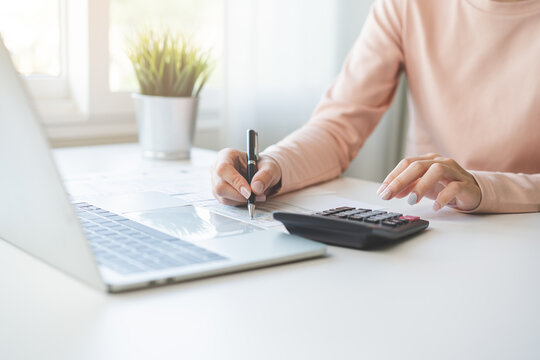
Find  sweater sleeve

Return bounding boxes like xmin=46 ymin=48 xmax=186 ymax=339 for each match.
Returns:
xmin=262 ymin=0 xmax=406 ymax=194
xmin=469 ymin=171 xmax=540 ymax=213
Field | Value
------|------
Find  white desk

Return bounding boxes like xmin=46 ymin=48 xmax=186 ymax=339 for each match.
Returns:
xmin=1 ymin=143 xmax=539 ymax=360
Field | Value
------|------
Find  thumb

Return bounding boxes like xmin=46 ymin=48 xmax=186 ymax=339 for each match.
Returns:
xmin=250 ymin=160 xmax=281 ymax=196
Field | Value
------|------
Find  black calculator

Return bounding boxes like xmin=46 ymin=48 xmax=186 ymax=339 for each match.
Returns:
xmin=273 ymin=207 xmax=429 ymax=249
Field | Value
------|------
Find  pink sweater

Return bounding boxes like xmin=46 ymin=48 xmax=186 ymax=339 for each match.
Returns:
xmin=263 ymin=0 xmax=540 ymax=213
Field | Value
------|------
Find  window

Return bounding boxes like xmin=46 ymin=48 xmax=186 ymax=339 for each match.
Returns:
xmin=109 ymin=0 xmax=223 ymax=93
xmin=0 ymin=0 xmax=61 ymax=75
xmin=0 ymin=0 xmax=223 ymax=142
xmin=0 ymin=0 xmax=68 ymax=99
xmin=105 ymin=0 xmax=224 ymax=118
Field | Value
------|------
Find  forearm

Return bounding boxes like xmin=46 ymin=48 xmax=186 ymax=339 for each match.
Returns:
xmin=262 ymin=98 xmax=386 ymax=194
xmin=469 ymin=171 xmax=540 ymax=213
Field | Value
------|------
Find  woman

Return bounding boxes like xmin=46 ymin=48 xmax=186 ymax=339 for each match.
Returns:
xmin=211 ymin=0 xmax=540 ymax=213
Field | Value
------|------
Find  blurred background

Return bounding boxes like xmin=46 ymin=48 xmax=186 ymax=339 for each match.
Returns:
xmin=0 ymin=0 xmax=408 ymax=182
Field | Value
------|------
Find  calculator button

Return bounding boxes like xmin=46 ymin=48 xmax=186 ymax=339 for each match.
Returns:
xmin=400 ymin=215 xmax=419 ymax=222
xmin=350 ymin=209 xmax=370 ymax=215
xmin=340 ymin=210 xmax=360 ymax=217
xmin=379 ymin=213 xmax=398 ymax=221
xmin=330 ymin=210 xmax=355 ymax=219
xmin=365 ymin=217 xmax=380 ymax=224
xmin=329 ymin=207 xmax=354 ymax=212
xmin=382 ymin=220 xmax=398 ymax=227
xmin=319 ymin=208 xmax=353 ymax=216
xmin=405 ymin=215 xmax=420 ymax=220
xmin=361 ymin=211 xmax=382 ymax=218
xmin=349 ymin=213 xmax=372 ymax=221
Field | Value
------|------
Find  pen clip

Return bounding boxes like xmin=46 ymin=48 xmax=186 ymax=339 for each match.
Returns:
xmin=255 ymin=131 xmax=259 ymax=160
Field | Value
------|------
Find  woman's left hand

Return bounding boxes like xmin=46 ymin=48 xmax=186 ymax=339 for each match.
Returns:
xmin=377 ymin=153 xmax=482 ymax=211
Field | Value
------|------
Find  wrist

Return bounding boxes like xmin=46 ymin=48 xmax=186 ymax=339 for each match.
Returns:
xmin=457 ymin=171 xmax=484 ymax=213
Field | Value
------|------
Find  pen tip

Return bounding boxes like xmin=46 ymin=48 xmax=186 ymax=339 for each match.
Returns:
xmin=248 ymin=203 xmax=255 ymax=220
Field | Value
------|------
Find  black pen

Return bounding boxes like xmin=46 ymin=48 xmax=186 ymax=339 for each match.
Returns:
xmin=246 ymin=129 xmax=258 ymax=220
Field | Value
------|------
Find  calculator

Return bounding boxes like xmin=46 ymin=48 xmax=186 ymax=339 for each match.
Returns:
xmin=273 ymin=207 xmax=429 ymax=249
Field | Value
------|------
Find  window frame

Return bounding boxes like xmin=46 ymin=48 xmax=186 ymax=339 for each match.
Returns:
xmin=18 ymin=0 xmax=222 ymax=145
xmin=15 ymin=0 xmax=70 ymax=100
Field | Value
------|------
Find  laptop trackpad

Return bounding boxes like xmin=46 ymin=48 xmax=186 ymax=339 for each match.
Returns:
xmin=126 ymin=205 xmax=263 ymax=242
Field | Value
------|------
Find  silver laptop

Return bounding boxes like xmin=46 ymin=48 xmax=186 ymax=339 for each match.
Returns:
xmin=0 ymin=39 xmax=326 ymax=293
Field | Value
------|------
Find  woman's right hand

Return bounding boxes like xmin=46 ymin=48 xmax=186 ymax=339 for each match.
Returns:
xmin=211 ymin=148 xmax=282 ymax=206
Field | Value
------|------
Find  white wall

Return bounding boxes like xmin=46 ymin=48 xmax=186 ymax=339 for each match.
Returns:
xmin=224 ymin=0 xmax=408 ymax=182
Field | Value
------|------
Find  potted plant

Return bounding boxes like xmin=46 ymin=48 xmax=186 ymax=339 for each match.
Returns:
xmin=127 ymin=29 xmax=213 ymax=159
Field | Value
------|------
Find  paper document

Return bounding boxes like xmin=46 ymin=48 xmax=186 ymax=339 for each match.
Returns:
xmin=195 ymin=198 xmax=313 ymax=229
xmin=191 ymin=195 xmax=385 ymax=230
xmin=63 ymin=167 xmax=384 ymax=231
xmin=64 ymin=167 xmax=214 ymax=201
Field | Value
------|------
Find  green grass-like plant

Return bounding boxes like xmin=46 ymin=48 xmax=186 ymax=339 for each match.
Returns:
xmin=127 ymin=29 xmax=213 ymax=97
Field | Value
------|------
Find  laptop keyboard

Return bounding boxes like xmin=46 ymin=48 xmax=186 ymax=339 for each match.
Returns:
xmin=74 ymin=202 xmax=227 ymax=275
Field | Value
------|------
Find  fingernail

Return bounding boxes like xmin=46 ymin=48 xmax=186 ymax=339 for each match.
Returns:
xmin=433 ymin=201 xmax=441 ymax=211
xmin=252 ymin=181 xmax=264 ymax=194
xmin=407 ymin=192 xmax=418 ymax=205
xmin=240 ymin=187 xmax=251 ymax=199
xmin=376 ymin=183 xmax=387 ymax=195
xmin=255 ymin=195 xmax=266 ymax=202
xmin=380 ymin=188 xmax=392 ymax=200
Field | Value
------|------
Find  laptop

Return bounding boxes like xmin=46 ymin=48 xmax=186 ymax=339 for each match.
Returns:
xmin=0 ymin=39 xmax=326 ymax=293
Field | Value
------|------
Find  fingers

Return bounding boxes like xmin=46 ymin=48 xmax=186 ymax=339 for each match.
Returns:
xmin=212 ymin=181 xmax=267 ymax=206
xmin=407 ymin=163 xmax=452 ymax=204
xmin=433 ymin=181 xmax=463 ymax=211
xmin=394 ymin=180 xmax=418 ymax=199
xmin=212 ymin=148 xmax=252 ymax=204
xmin=380 ymin=160 xmax=438 ymax=200
xmin=250 ymin=156 xmax=282 ymax=196
xmin=211 ymin=149 xmax=282 ymax=206
xmin=212 ymin=180 xmax=248 ymax=206
xmin=377 ymin=153 xmax=440 ymax=195
xmin=250 ymin=168 xmax=279 ymax=195
xmin=377 ymin=153 xmax=481 ymax=211
xmin=214 ymin=161 xmax=252 ymax=199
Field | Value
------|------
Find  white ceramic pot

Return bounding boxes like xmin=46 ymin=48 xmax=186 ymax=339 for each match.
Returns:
xmin=132 ymin=94 xmax=198 ymax=160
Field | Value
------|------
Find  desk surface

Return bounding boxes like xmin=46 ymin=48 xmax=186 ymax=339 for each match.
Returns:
xmin=1 ymin=143 xmax=539 ymax=360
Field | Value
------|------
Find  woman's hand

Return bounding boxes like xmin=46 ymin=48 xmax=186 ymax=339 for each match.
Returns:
xmin=211 ymin=148 xmax=282 ymax=206
xmin=377 ymin=153 xmax=481 ymax=211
